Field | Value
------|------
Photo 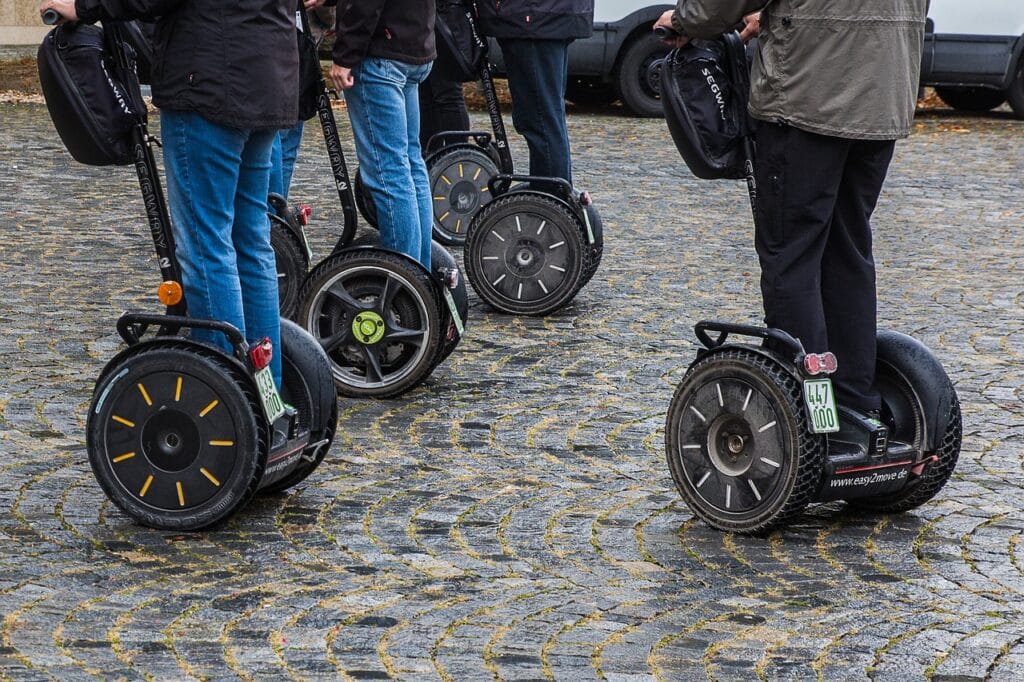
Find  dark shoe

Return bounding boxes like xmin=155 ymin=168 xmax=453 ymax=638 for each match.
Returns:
xmin=270 ymin=404 xmax=299 ymax=452
xmin=828 ymin=406 xmax=889 ymax=459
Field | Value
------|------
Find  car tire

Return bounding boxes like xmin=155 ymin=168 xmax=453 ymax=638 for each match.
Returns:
xmin=1005 ymin=56 xmax=1024 ymax=119
xmin=615 ymin=33 xmax=670 ymax=118
xmin=934 ymin=86 xmax=1006 ymax=112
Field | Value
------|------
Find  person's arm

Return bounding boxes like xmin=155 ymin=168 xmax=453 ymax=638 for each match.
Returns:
xmin=331 ymin=0 xmax=386 ymax=70
xmin=656 ymin=0 xmax=766 ymax=42
xmin=40 ymin=0 xmax=184 ymax=23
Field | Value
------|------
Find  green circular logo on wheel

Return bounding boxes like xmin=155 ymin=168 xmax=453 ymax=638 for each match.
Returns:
xmin=352 ymin=311 xmax=385 ymax=345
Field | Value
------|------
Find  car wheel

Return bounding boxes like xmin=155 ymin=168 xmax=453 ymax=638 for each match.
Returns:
xmin=934 ymin=86 xmax=1005 ymax=112
xmin=615 ymin=33 xmax=670 ymax=118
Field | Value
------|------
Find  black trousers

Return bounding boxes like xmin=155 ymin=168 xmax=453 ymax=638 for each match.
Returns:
xmin=498 ymin=38 xmax=574 ymax=183
xmin=753 ymin=123 xmax=896 ymax=412
xmin=418 ymin=71 xmax=470 ymax=150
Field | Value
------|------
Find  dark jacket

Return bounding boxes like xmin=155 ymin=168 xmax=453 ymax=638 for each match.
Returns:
xmin=476 ymin=0 xmax=594 ymax=40
xmin=74 ymin=0 xmax=299 ymax=130
xmin=673 ymin=0 xmax=926 ymax=140
xmin=332 ymin=0 xmax=436 ymax=69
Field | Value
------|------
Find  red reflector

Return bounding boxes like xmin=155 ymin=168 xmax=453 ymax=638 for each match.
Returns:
xmin=804 ymin=352 xmax=838 ymax=376
xmin=298 ymin=205 xmax=312 ymax=226
xmin=250 ymin=337 xmax=273 ymax=370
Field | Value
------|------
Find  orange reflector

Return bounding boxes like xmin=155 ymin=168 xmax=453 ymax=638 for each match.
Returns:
xmin=158 ymin=281 xmax=183 ymax=306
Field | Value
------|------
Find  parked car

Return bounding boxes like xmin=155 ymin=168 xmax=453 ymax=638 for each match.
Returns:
xmin=922 ymin=0 xmax=1024 ymax=117
xmin=490 ymin=1 xmax=674 ymax=117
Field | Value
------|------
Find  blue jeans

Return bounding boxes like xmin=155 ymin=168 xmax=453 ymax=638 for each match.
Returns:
xmin=161 ymin=110 xmax=282 ymax=388
xmin=345 ymin=58 xmax=433 ymax=270
xmin=269 ymin=121 xmax=304 ymax=200
xmin=499 ymin=38 xmax=573 ymax=184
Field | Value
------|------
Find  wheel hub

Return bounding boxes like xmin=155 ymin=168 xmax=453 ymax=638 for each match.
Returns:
xmin=352 ymin=311 xmax=386 ymax=345
xmin=707 ymin=414 xmax=755 ymax=477
xmin=450 ymin=180 xmax=480 ymax=213
xmin=507 ymin=239 xmax=544 ymax=277
xmin=142 ymin=409 xmax=201 ymax=473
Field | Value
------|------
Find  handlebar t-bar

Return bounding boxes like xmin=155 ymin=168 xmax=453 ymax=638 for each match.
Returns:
xmin=42 ymin=8 xmax=60 ymax=25
xmin=653 ymin=25 xmax=679 ymax=39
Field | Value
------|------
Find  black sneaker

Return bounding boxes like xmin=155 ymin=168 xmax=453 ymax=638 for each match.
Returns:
xmin=828 ymin=406 xmax=889 ymax=459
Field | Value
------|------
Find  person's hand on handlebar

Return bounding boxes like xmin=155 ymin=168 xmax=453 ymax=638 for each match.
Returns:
xmin=39 ymin=0 xmax=78 ymax=23
xmin=303 ymin=0 xmax=325 ymax=8
xmin=654 ymin=10 xmax=689 ymax=49
xmin=739 ymin=12 xmax=761 ymax=44
xmin=330 ymin=64 xmax=354 ymax=92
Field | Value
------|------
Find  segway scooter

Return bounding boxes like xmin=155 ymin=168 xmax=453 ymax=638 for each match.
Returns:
xmin=659 ymin=31 xmax=962 ymax=533
xmin=355 ymin=5 xmax=604 ymax=316
xmin=38 ymin=13 xmax=337 ymax=530
xmin=269 ymin=8 xmax=468 ymax=398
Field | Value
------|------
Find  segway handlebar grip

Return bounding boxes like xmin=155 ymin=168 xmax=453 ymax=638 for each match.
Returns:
xmin=42 ymin=8 xmax=60 ymax=24
xmin=654 ymin=25 xmax=679 ymax=40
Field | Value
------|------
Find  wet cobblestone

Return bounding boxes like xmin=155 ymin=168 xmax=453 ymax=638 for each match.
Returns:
xmin=1 ymin=102 xmax=1022 ymax=680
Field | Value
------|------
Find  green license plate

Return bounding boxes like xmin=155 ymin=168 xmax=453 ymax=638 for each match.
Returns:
xmin=803 ymin=378 xmax=839 ymax=434
xmin=255 ymin=365 xmax=286 ymax=424
xmin=442 ymin=288 xmax=465 ymax=337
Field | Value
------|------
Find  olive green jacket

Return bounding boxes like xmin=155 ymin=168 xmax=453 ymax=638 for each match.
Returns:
xmin=672 ymin=0 xmax=927 ymax=140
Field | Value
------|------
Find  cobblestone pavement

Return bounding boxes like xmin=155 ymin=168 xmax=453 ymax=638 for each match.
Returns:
xmin=1 ymin=102 xmax=1022 ymax=681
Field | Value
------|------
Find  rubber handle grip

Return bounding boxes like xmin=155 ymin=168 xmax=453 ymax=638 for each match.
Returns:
xmin=42 ymin=9 xmax=60 ymax=25
xmin=654 ymin=25 xmax=678 ymax=39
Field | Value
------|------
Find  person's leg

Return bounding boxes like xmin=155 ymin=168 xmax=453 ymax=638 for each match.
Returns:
xmin=233 ymin=128 xmax=282 ymax=388
xmin=278 ymin=122 xmax=304 ymax=198
xmin=418 ymin=71 xmax=470 ymax=150
xmin=345 ymin=59 xmax=421 ymax=262
xmin=753 ymin=123 xmax=849 ymax=357
xmin=406 ymin=62 xmax=435 ymax=269
xmin=821 ymin=139 xmax=896 ymax=412
xmin=268 ymin=122 xmax=305 ymax=199
xmin=160 ymin=110 xmax=248 ymax=354
xmin=498 ymin=38 xmax=573 ymax=183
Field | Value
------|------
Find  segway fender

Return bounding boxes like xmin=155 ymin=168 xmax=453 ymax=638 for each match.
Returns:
xmin=876 ymin=330 xmax=956 ymax=453
xmin=686 ymin=342 xmax=801 ymax=384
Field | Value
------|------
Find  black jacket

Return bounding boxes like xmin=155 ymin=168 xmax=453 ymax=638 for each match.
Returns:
xmin=74 ymin=0 xmax=299 ymax=130
xmin=476 ymin=0 xmax=593 ymax=40
xmin=332 ymin=0 xmax=436 ymax=69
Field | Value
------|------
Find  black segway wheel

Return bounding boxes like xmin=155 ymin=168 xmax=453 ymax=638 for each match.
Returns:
xmin=666 ymin=348 xmax=825 ymax=534
xmin=87 ymin=342 xmax=264 ymax=530
xmin=581 ymin=202 xmax=603 ymax=287
xmin=297 ymin=249 xmax=442 ymax=398
xmin=259 ymin=319 xmax=338 ymax=494
xmin=847 ymin=337 xmax=962 ymax=514
xmin=465 ymin=192 xmax=589 ymax=316
xmin=428 ymin=145 xmax=498 ymax=246
xmin=353 ymin=167 xmax=378 ymax=229
xmin=271 ymin=219 xmax=308 ymax=320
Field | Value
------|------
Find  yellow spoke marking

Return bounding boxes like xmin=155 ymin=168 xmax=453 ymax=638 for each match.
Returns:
xmin=139 ymin=475 xmax=154 ymax=497
xmin=176 ymin=481 xmax=185 ymax=507
xmin=200 ymin=468 xmax=221 ymax=486
xmin=112 ymin=452 xmax=136 ymax=463
xmin=441 ymin=175 xmax=452 ymax=185
xmin=459 ymin=163 xmax=464 ymax=178
xmin=439 ymin=211 xmax=451 ymax=222
xmin=209 ymin=440 xmax=234 ymax=447
xmin=111 ymin=415 xmax=135 ymax=428
xmin=473 ymin=168 xmax=482 ymax=181
xmin=199 ymin=400 xmax=219 ymax=417
xmin=455 ymin=219 xmax=462 ymax=233
xmin=433 ymin=196 xmax=447 ymax=201
xmin=175 ymin=376 xmax=183 ymax=402
xmin=481 ymin=186 xmax=490 ymax=193
xmin=137 ymin=383 xmax=153 ymax=406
